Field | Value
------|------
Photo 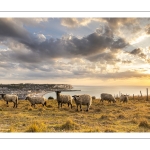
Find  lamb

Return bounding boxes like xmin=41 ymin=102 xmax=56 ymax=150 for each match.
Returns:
xmin=1 ymin=94 xmax=18 ymax=108
xmin=55 ymin=91 xmax=72 ymax=109
xmin=72 ymin=94 xmax=92 ymax=111
xmin=25 ymin=96 xmax=47 ymax=108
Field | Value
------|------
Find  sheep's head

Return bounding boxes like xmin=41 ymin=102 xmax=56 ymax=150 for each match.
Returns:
xmin=72 ymin=95 xmax=79 ymax=101
xmin=1 ymin=94 xmax=6 ymax=98
xmin=25 ymin=96 xmax=30 ymax=100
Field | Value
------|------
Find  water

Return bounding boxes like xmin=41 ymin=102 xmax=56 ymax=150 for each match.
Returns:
xmin=44 ymin=85 xmax=150 ymax=99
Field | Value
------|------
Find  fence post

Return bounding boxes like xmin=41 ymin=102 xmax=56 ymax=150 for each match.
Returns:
xmin=133 ymin=94 xmax=134 ymax=100
xmin=140 ymin=91 xmax=142 ymax=97
xmin=146 ymin=88 xmax=148 ymax=101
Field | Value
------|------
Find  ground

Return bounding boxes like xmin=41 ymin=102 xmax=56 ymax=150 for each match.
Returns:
xmin=0 ymin=96 xmax=150 ymax=132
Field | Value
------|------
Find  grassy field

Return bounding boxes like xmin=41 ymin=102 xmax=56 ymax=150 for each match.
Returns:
xmin=0 ymin=96 xmax=150 ymax=132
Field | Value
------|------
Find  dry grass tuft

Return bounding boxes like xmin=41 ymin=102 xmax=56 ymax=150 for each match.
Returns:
xmin=25 ymin=121 xmax=47 ymax=132
xmin=131 ymin=118 xmax=138 ymax=124
xmin=100 ymin=115 xmax=108 ymax=120
xmin=139 ymin=119 xmax=150 ymax=128
xmin=47 ymin=104 xmax=53 ymax=108
xmin=104 ymin=128 xmax=117 ymax=132
xmin=38 ymin=107 xmax=45 ymax=111
xmin=117 ymin=114 xmax=126 ymax=119
xmin=60 ymin=119 xmax=80 ymax=131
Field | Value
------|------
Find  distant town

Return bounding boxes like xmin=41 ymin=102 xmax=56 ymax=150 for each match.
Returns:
xmin=0 ymin=83 xmax=73 ymax=99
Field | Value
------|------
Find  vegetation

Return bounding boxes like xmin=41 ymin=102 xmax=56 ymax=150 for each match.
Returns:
xmin=0 ymin=95 xmax=150 ymax=132
xmin=48 ymin=96 xmax=54 ymax=99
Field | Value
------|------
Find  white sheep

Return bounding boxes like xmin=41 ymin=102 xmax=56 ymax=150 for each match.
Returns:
xmin=72 ymin=94 xmax=92 ymax=111
xmin=1 ymin=94 xmax=18 ymax=108
xmin=25 ymin=96 xmax=47 ymax=108
xmin=55 ymin=91 xmax=72 ymax=109
xmin=120 ymin=94 xmax=129 ymax=103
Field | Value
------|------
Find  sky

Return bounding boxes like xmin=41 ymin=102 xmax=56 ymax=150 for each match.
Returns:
xmin=0 ymin=18 xmax=150 ymax=86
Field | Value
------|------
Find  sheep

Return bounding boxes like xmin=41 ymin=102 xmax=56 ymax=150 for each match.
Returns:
xmin=120 ymin=94 xmax=129 ymax=103
xmin=72 ymin=94 xmax=92 ymax=111
xmin=55 ymin=91 xmax=72 ymax=109
xmin=1 ymin=94 xmax=18 ymax=108
xmin=25 ymin=96 xmax=47 ymax=108
xmin=100 ymin=93 xmax=116 ymax=103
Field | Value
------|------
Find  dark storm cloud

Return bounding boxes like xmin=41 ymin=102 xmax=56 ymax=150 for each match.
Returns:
xmin=130 ymin=48 xmax=146 ymax=59
xmin=87 ymin=52 xmax=120 ymax=64
xmin=0 ymin=62 xmax=16 ymax=69
xmin=0 ymin=18 xmax=128 ymax=64
xmin=130 ymin=48 xmax=141 ymax=55
xmin=0 ymin=19 xmax=34 ymax=45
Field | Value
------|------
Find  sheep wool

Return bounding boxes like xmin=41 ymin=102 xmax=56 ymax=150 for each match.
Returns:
xmin=1 ymin=94 xmax=18 ymax=108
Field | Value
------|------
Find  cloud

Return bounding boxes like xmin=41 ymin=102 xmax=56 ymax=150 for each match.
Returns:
xmin=61 ymin=18 xmax=79 ymax=28
xmin=145 ymin=24 xmax=150 ymax=34
xmin=130 ymin=48 xmax=147 ymax=59
xmin=0 ymin=20 xmax=128 ymax=66
xmin=87 ymin=52 xmax=120 ymax=64
xmin=0 ymin=18 xmax=35 ymax=45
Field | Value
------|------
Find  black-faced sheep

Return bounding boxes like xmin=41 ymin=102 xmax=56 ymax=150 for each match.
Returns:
xmin=55 ymin=91 xmax=72 ymax=109
xmin=25 ymin=96 xmax=47 ymax=108
xmin=72 ymin=94 xmax=92 ymax=111
xmin=100 ymin=93 xmax=116 ymax=103
xmin=1 ymin=94 xmax=18 ymax=108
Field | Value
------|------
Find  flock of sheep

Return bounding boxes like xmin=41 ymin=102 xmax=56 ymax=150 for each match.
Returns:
xmin=0 ymin=92 xmax=129 ymax=111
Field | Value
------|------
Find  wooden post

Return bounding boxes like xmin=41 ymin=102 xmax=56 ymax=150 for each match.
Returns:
xmin=146 ymin=88 xmax=148 ymax=101
xmin=140 ymin=91 xmax=142 ymax=97
xmin=133 ymin=94 xmax=134 ymax=100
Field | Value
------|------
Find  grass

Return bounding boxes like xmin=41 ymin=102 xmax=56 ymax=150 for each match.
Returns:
xmin=0 ymin=96 xmax=150 ymax=132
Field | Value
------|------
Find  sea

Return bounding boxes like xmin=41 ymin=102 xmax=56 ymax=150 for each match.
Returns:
xmin=44 ymin=85 xmax=150 ymax=99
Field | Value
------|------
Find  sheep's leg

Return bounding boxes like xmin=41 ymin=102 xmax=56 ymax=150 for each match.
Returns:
xmin=44 ymin=101 xmax=47 ymax=106
xmin=13 ymin=102 xmax=15 ymax=108
xmin=76 ymin=105 xmax=79 ymax=111
xmin=6 ymin=101 xmax=9 ymax=107
xmin=80 ymin=105 xmax=82 ymax=111
xmin=61 ymin=103 xmax=62 ymax=108
xmin=68 ymin=103 xmax=69 ymax=107
xmin=70 ymin=104 xmax=72 ymax=109
xmin=86 ymin=104 xmax=89 ymax=111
